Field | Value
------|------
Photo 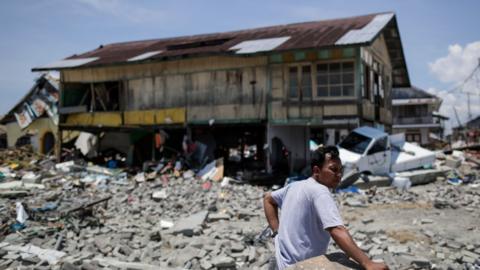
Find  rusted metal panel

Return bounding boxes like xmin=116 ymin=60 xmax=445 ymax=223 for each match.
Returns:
xmin=35 ymin=13 xmax=383 ymax=71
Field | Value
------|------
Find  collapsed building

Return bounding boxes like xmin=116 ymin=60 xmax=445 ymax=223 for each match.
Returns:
xmin=32 ymin=12 xmax=411 ymax=176
xmin=0 ymin=74 xmax=60 ymax=155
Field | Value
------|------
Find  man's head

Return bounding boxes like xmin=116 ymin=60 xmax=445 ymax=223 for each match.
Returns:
xmin=311 ymin=146 xmax=343 ymax=189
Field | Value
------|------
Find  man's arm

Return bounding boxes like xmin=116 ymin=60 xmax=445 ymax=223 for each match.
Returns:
xmin=263 ymin=192 xmax=279 ymax=232
xmin=327 ymin=226 xmax=389 ymax=270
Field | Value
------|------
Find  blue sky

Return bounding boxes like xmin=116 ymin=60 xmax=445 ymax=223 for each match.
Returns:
xmin=1 ymin=0 xmax=479 ymax=131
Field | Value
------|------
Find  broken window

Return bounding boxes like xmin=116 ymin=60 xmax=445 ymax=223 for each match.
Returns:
xmin=62 ymin=81 xmax=123 ymax=113
xmin=316 ymin=61 xmax=354 ymax=98
xmin=338 ymin=131 xmax=371 ymax=155
xmin=288 ymin=65 xmax=312 ymax=100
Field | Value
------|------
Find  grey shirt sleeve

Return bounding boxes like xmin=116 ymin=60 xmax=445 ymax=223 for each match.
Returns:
xmin=312 ymin=192 xmax=344 ymax=229
xmin=271 ymin=186 xmax=289 ymax=208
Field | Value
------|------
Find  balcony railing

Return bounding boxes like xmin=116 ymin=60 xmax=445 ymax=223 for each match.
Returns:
xmin=393 ymin=116 xmax=434 ymax=125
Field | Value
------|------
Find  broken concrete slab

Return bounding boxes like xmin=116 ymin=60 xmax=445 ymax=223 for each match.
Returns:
xmin=286 ymin=253 xmax=361 ymax=269
xmin=2 ymin=244 xmax=66 ymax=265
xmin=172 ymin=210 xmax=208 ymax=237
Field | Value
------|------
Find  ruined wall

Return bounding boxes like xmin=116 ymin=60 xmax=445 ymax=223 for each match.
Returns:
xmin=5 ymin=118 xmax=57 ymax=153
xmin=61 ymin=56 xmax=268 ymax=124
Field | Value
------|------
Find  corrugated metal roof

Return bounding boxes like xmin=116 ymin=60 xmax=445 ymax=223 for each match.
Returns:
xmin=33 ymin=12 xmax=396 ymax=70
xmin=229 ymin=36 xmax=291 ymax=54
xmin=392 ymin=86 xmax=436 ymax=99
xmin=39 ymin=57 xmax=99 ymax=69
xmin=128 ymin=51 xmax=163 ymax=62
xmin=335 ymin=13 xmax=394 ymax=45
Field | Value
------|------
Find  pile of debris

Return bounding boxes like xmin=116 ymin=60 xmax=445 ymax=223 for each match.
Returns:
xmin=1 ymin=145 xmax=480 ymax=270
xmin=0 ymin=146 xmax=273 ymax=269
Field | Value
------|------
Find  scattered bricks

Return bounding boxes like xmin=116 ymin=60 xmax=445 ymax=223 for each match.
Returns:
xmin=387 ymin=245 xmax=409 ymax=254
xmin=445 ymin=157 xmax=461 ymax=168
xmin=2 ymin=253 xmax=20 ymax=261
xmin=247 ymin=247 xmax=257 ymax=263
xmin=344 ymin=198 xmax=367 ymax=207
xmin=369 ymin=247 xmax=384 ymax=256
xmin=446 ymin=241 xmax=463 ymax=250
xmin=0 ymin=260 xmax=13 ymax=270
xmin=152 ymin=189 xmax=168 ymax=201
xmin=20 ymin=253 xmax=41 ymax=265
xmin=354 ymin=232 xmax=367 ymax=241
xmin=61 ymin=262 xmax=80 ymax=270
xmin=230 ymin=242 xmax=245 ymax=253
xmin=411 ymin=257 xmax=432 ymax=269
xmin=149 ymin=230 xmax=162 ymax=242
xmin=361 ymin=218 xmax=374 ymax=224
xmin=461 ymin=255 xmax=476 ymax=264
xmin=208 ymin=212 xmax=231 ymax=222
xmin=172 ymin=210 xmax=208 ymax=237
xmin=211 ymin=255 xmax=236 ymax=269
xmin=200 ymin=257 xmax=213 ymax=269
xmin=436 ymin=252 xmax=445 ymax=260
xmin=420 ymin=218 xmax=434 ymax=224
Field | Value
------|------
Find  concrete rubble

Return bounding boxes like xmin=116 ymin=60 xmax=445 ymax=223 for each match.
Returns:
xmin=0 ymin=145 xmax=479 ymax=269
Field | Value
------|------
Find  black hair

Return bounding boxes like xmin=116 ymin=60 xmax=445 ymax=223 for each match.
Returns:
xmin=311 ymin=145 xmax=340 ymax=169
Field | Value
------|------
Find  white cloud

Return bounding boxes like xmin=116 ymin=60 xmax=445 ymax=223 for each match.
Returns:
xmin=75 ymin=0 xmax=167 ymax=23
xmin=429 ymin=41 xmax=480 ymax=83
xmin=428 ymin=41 xmax=480 ymax=134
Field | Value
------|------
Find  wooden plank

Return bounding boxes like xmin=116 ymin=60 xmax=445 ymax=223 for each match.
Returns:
xmin=59 ymin=105 xmax=87 ymax=114
xmin=65 ymin=112 xmax=122 ymax=127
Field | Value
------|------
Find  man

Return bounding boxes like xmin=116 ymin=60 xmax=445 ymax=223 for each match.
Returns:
xmin=263 ymin=146 xmax=388 ymax=270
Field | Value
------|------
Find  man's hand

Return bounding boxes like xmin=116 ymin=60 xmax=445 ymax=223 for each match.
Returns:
xmin=364 ymin=261 xmax=389 ymax=270
xmin=328 ymin=226 xmax=388 ymax=270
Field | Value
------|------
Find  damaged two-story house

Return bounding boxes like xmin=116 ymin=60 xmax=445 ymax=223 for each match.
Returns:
xmin=33 ymin=12 xmax=410 ymax=174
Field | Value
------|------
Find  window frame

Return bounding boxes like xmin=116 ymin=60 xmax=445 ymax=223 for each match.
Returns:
xmin=313 ymin=59 xmax=356 ymax=100
xmin=285 ymin=62 xmax=314 ymax=101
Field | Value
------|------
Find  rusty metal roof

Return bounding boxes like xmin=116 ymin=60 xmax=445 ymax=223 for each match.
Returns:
xmin=31 ymin=12 xmax=410 ymax=87
xmin=36 ymin=13 xmax=395 ymax=67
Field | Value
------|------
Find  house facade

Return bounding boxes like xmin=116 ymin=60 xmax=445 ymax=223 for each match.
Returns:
xmin=392 ymin=86 xmax=444 ymax=146
xmin=33 ymin=12 xmax=411 ymax=173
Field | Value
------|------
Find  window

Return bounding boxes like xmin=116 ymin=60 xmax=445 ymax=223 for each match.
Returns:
xmin=368 ymin=137 xmax=387 ymax=155
xmin=339 ymin=132 xmax=372 ymax=155
xmin=396 ymin=105 xmax=428 ymax=118
xmin=301 ymin=66 xmax=312 ymax=99
xmin=316 ymin=62 xmax=354 ymax=97
xmin=406 ymin=133 xmax=421 ymax=143
xmin=288 ymin=67 xmax=298 ymax=98
xmin=288 ymin=65 xmax=312 ymax=100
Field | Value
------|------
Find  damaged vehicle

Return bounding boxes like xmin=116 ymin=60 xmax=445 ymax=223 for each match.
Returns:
xmin=338 ymin=126 xmax=436 ymax=186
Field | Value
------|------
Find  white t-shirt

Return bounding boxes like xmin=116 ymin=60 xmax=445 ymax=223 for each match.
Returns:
xmin=271 ymin=177 xmax=343 ymax=270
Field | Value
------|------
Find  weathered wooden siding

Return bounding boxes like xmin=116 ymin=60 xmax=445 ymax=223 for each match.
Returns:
xmin=61 ymin=56 xmax=268 ymax=123
xmin=360 ymin=33 xmax=393 ymax=124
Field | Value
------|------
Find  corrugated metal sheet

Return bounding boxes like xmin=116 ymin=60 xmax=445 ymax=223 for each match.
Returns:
xmin=335 ymin=13 xmax=394 ymax=45
xmin=33 ymin=13 xmax=391 ymax=70
xmin=127 ymin=51 xmax=163 ymax=62
xmin=39 ymin=57 xmax=99 ymax=69
xmin=230 ymin=37 xmax=290 ymax=54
